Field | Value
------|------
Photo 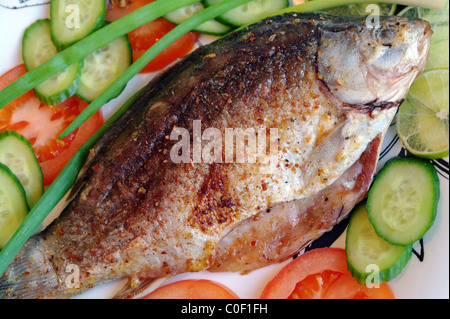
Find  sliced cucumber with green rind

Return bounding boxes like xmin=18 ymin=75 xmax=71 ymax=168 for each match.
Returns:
xmin=346 ymin=201 xmax=413 ymax=285
xmin=164 ymin=1 xmax=232 ymax=35
xmin=76 ymin=35 xmax=132 ymax=102
xmin=367 ymin=157 xmax=440 ymax=246
xmin=50 ymin=0 xmax=106 ymax=50
xmin=0 ymin=131 xmax=43 ymax=209
xmin=0 ymin=163 xmax=30 ymax=249
xmin=203 ymin=0 xmax=290 ymax=27
xmin=22 ymin=19 xmax=82 ymax=105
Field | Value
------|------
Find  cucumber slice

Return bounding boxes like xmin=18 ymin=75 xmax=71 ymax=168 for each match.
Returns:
xmin=0 ymin=163 xmax=29 ymax=249
xmin=203 ymin=0 xmax=290 ymax=27
xmin=50 ymin=0 xmax=106 ymax=50
xmin=0 ymin=131 xmax=43 ymax=208
xmin=76 ymin=35 xmax=132 ymax=102
xmin=346 ymin=201 xmax=412 ymax=285
xmin=22 ymin=19 xmax=82 ymax=105
xmin=164 ymin=1 xmax=232 ymax=35
xmin=367 ymin=157 xmax=440 ymax=246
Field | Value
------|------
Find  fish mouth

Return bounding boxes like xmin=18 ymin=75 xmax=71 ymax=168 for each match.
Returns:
xmin=414 ymin=19 xmax=433 ymax=72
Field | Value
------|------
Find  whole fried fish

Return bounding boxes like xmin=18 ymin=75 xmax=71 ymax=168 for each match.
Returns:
xmin=0 ymin=12 xmax=431 ymax=298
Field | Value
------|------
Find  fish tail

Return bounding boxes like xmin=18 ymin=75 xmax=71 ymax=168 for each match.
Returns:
xmin=0 ymin=236 xmax=61 ymax=299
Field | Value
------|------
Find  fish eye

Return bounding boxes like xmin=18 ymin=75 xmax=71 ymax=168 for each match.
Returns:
xmin=374 ymin=25 xmax=396 ymax=42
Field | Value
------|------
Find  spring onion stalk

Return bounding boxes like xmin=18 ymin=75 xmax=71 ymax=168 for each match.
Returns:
xmin=281 ymin=0 xmax=447 ymax=13
xmin=232 ymin=0 xmax=447 ymax=32
xmin=0 ymin=87 xmax=144 ymax=277
xmin=0 ymin=0 xmax=199 ymax=110
xmin=59 ymin=0 xmax=253 ymax=139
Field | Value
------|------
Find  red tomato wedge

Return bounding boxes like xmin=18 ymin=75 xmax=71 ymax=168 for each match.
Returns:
xmin=0 ymin=64 xmax=103 ymax=186
xmin=261 ymin=248 xmax=395 ymax=299
xmin=144 ymin=279 xmax=239 ymax=299
xmin=106 ymin=0 xmax=199 ymax=73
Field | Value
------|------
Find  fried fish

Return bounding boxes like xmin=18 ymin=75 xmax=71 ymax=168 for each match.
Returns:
xmin=0 ymin=12 xmax=431 ymax=298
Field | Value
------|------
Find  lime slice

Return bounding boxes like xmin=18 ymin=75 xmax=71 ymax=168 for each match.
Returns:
xmin=399 ymin=5 xmax=449 ymax=70
xmin=396 ymin=69 xmax=449 ymax=159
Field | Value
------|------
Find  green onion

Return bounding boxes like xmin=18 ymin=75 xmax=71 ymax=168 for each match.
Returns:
xmin=0 ymin=87 xmax=144 ymax=276
xmin=59 ymin=0 xmax=254 ymax=139
xmin=0 ymin=0 xmax=199 ymax=110
xmin=234 ymin=0 xmax=447 ymax=31
xmin=281 ymin=0 xmax=447 ymax=13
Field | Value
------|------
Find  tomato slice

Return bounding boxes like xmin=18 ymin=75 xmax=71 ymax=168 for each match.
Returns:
xmin=38 ymin=107 xmax=103 ymax=186
xmin=106 ymin=0 xmax=199 ymax=73
xmin=261 ymin=248 xmax=395 ymax=299
xmin=0 ymin=64 xmax=103 ymax=186
xmin=144 ymin=279 xmax=239 ymax=299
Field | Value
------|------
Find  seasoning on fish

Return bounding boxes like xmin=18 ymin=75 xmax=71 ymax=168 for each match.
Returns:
xmin=0 ymin=12 xmax=431 ymax=299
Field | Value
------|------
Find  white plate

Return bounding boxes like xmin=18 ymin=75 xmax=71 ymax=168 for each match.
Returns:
xmin=0 ymin=1 xmax=448 ymax=299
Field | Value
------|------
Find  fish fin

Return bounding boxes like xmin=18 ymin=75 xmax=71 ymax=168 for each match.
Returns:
xmin=302 ymin=120 xmax=348 ymax=187
xmin=113 ymin=275 xmax=173 ymax=299
xmin=0 ymin=236 xmax=60 ymax=299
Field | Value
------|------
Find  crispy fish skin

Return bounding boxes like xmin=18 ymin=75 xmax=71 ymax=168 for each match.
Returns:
xmin=0 ymin=13 xmax=431 ymax=299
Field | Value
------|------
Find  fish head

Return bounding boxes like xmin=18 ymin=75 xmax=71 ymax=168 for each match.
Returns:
xmin=318 ymin=16 xmax=432 ymax=106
